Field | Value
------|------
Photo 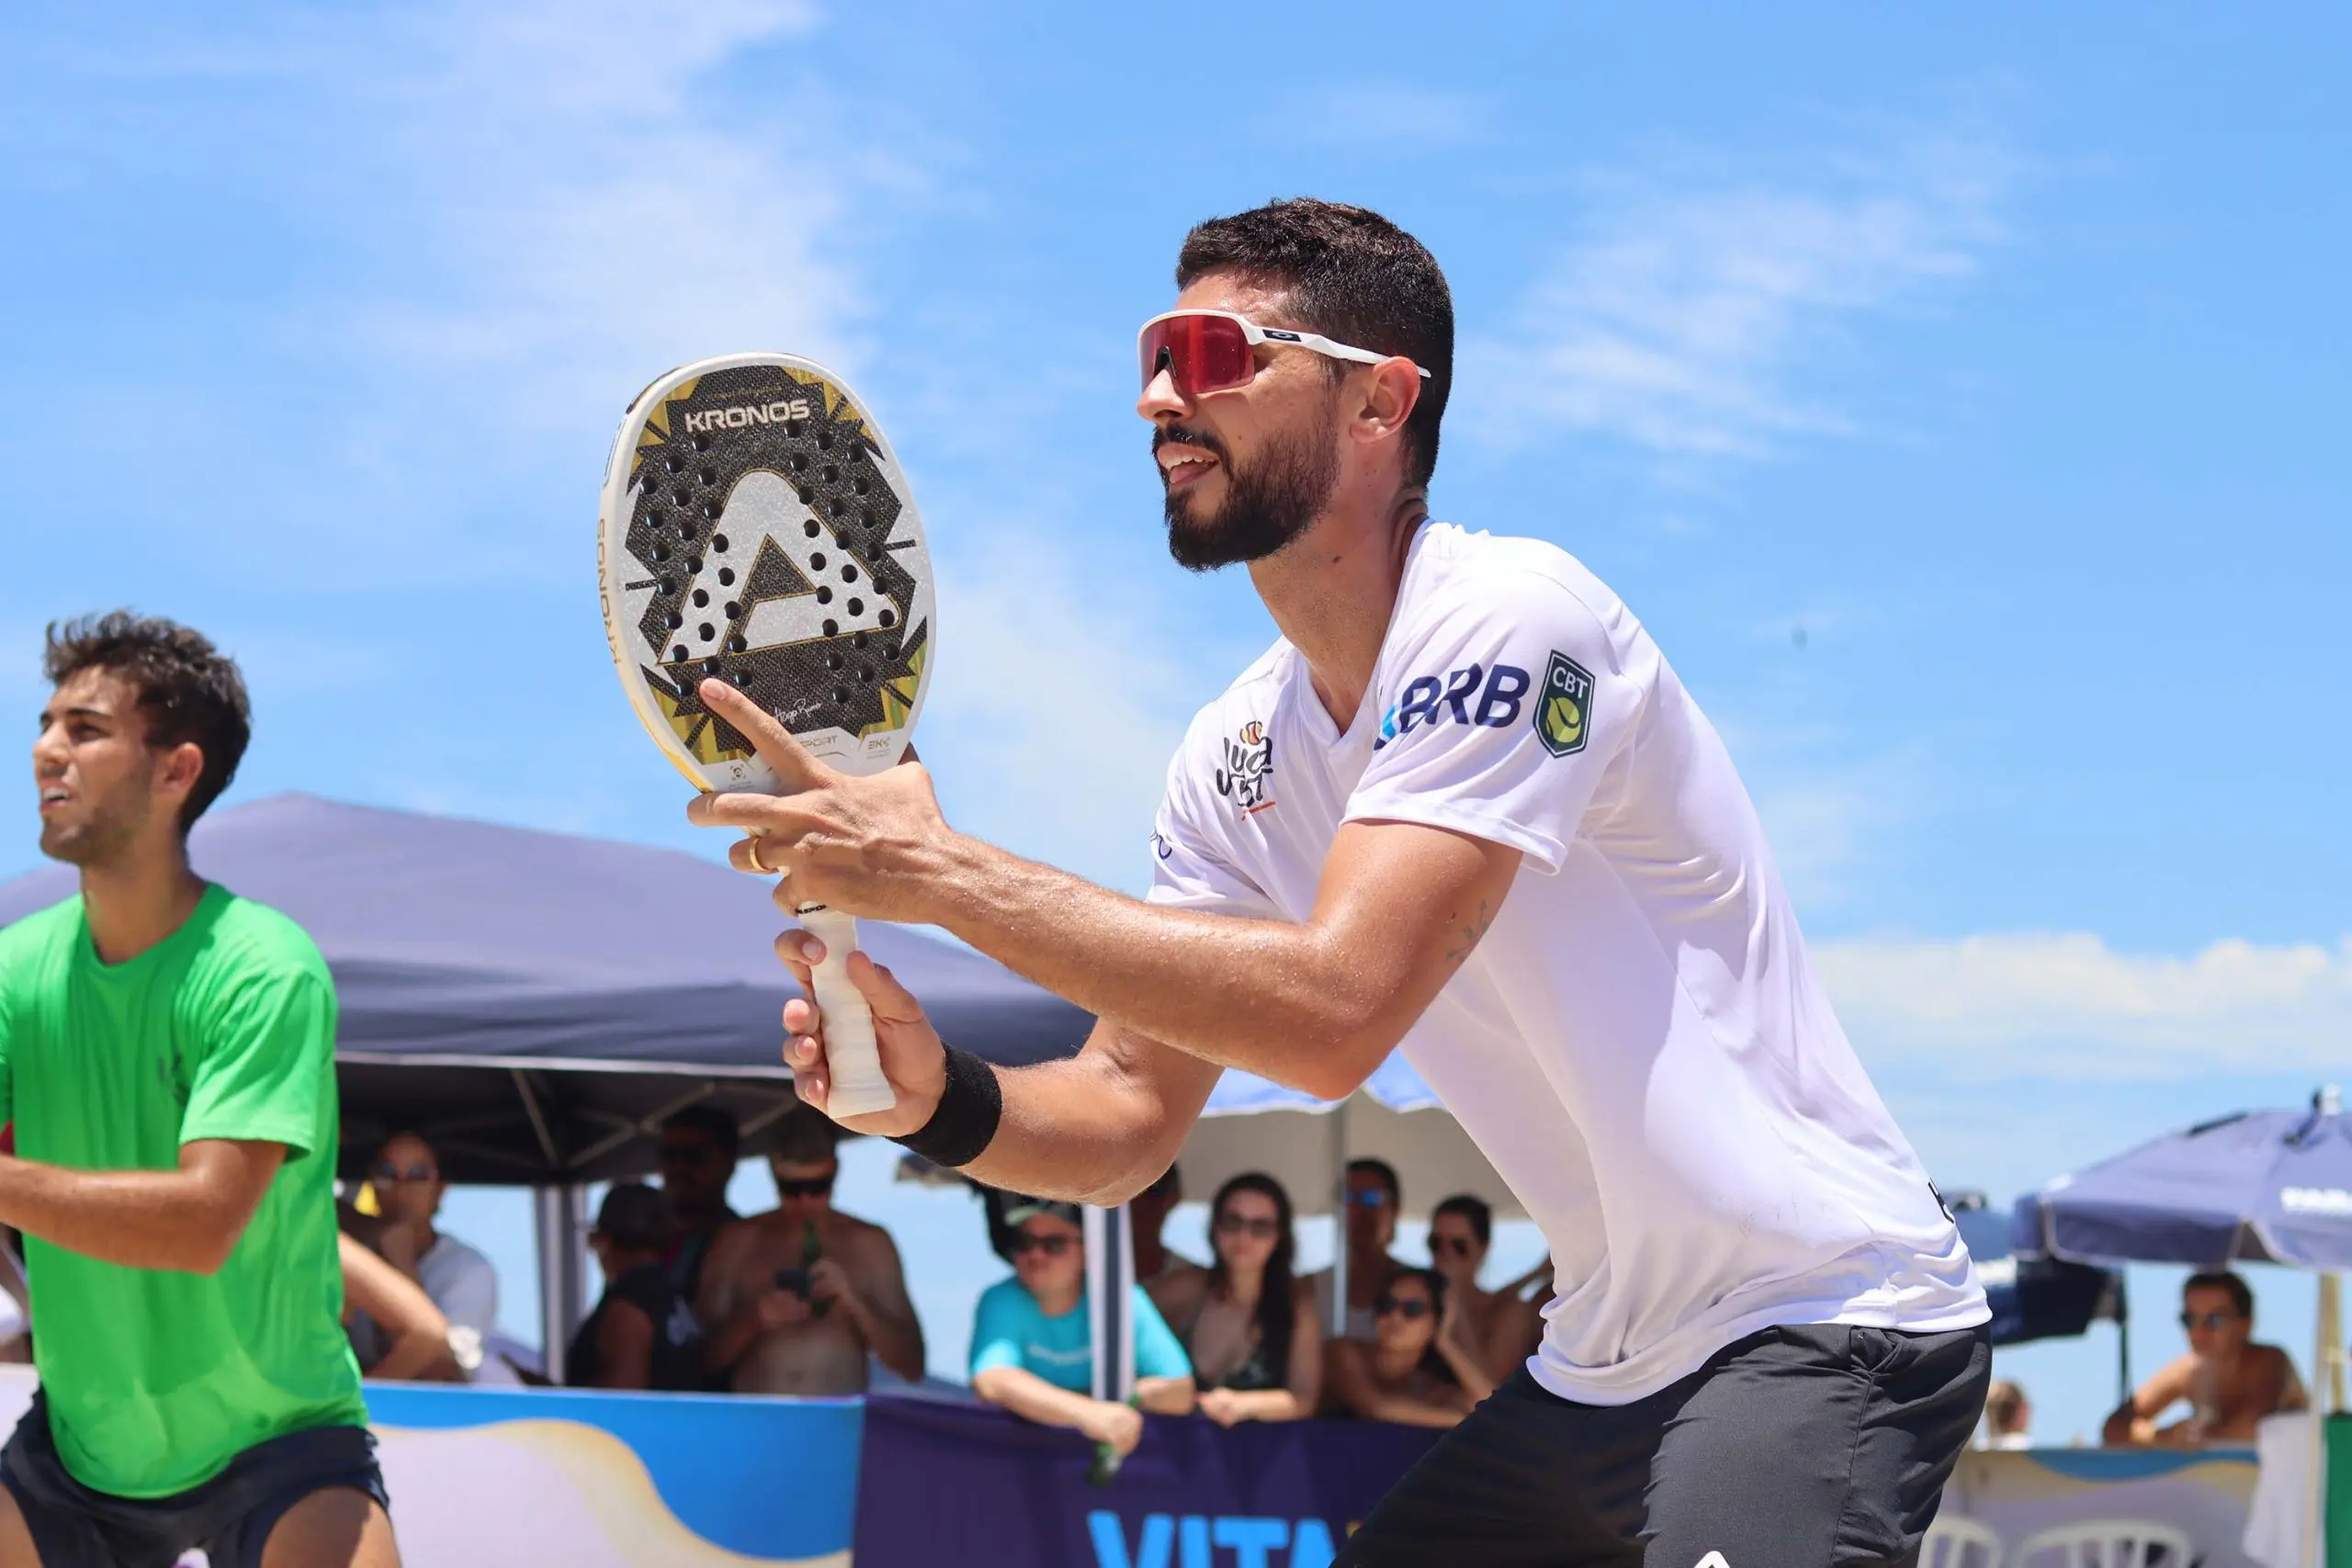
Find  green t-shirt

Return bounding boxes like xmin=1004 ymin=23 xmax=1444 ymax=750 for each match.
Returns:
xmin=0 ymin=885 xmax=367 ymax=1498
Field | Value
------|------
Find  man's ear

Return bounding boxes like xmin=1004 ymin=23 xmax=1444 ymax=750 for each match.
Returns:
xmin=153 ymin=741 xmax=206 ymax=811
xmin=1348 ymin=357 xmax=1423 ymax=450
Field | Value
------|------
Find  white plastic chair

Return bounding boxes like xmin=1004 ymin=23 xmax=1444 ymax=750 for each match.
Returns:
xmin=2013 ymin=1519 xmax=2196 ymax=1568
xmin=1923 ymin=1513 xmax=2006 ymax=1568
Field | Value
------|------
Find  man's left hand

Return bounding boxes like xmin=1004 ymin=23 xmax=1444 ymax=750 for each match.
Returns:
xmin=806 ymin=1258 xmax=860 ymax=1314
xmin=685 ymin=678 xmax=961 ymax=924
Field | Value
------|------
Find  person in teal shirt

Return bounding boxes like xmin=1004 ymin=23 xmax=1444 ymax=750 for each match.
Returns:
xmin=0 ymin=614 xmax=399 ymax=1568
xmin=969 ymin=1200 xmax=1193 ymax=1461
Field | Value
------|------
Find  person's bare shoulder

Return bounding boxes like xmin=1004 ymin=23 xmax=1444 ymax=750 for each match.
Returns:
xmin=1149 ymin=1262 xmax=1208 ymax=1318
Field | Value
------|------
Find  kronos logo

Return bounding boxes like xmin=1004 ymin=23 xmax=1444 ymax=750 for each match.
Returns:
xmin=681 ymin=398 xmax=814 ymax=434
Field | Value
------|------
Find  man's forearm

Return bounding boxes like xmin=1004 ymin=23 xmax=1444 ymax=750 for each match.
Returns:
xmin=855 ymin=1300 xmax=925 ymax=1382
xmin=701 ymin=1303 xmax=763 ymax=1376
xmin=1135 ymin=1375 xmax=1194 ymax=1416
xmin=972 ymin=1365 xmax=1111 ymax=1432
xmin=926 ymin=839 xmax=1383 ymax=1097
xmin=957 ymin=1052 xmax=1196 ymax=1206
xmin=0 ymin=1156 xmax=251 ymax=1273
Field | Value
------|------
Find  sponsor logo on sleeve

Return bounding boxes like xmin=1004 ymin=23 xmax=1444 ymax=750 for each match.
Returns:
xmin=1534 ymin=650 xmax=1594 ymax=758
xmin=1214 ymin=719 xmax=1275 ymax=813
xmin=1372 ymin=662 xmax=1531 ymax=751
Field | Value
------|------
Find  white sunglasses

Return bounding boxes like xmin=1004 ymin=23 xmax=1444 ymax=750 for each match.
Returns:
xmin=1137 ymin=309 xmax=1433 ymax=396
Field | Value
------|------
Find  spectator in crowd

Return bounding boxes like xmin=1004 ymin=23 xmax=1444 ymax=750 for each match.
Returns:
xmin=1982 ymin=1379 xmax=2032 ymax=1450
xmin=1303 ymin=1157 xmax=1410 ymax=1340
xmin=1426 ymin=1193 xmax=1535 ymax=1384
xmin=1323 ymin=1267 xmax=1493 ymax=1429
xmin=696 ymin=1111 xmax=923 ymax=1394
xmin=0 ymin=1229 xmax=27 ymax=1364
xmin=971 ymin=1199 xmax=1195 ymax=1458
xmin=338 ymin=1233 xmax=461 ymax=1382
xmin=1149 ymin=1173 xmax=1320 ymax=1425
xmin=1130 ymin=1164 xmax=1184 ymax=1288
xmin=656 ymin=1105 xmax=742 ymax=1309
xmin=358 ymin=1131 xmax=507 ymax=1382
xmin=570 ymin=1183 xmax=702 ymax=1392
xmin=2103 ymin=1270 xmax=2308 ymax=1446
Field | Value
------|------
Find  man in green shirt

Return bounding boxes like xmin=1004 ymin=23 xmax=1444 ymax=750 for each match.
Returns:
xmin=0 ymin=613 xmax=398 ymax=1568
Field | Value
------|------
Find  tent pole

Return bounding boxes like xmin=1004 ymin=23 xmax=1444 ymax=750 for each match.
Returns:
xmin=534 ymin=1185 xmax=568 ymax=1383
xmin=1329 ymin=1095 xmax=1351 ymax=1339
xmin=2118 ymin=1303 xmax=2132 ymax=1409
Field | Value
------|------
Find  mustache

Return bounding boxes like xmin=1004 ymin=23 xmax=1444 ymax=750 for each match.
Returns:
xmin=1151 ymin=423 xmax=1228 ymax=464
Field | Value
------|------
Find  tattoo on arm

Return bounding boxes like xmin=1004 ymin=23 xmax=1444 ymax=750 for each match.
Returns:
xmin=1443 ymin=899 xmax=1493 ymax=966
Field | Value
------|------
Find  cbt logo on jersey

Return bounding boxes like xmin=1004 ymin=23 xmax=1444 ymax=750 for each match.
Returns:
xmin=1372 ymin=662 xmax=1530 ymax=750
xmin=1535 ymin=650 xmax=1595 ymax=758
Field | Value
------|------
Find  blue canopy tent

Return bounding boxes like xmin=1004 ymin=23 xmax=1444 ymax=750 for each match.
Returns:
xmin=0 ymin=792 xmax=1095 ymax=1371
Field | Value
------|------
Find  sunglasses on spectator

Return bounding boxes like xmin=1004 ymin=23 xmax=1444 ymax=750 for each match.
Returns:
xmin=659 ymin=1143 xmax=725 ymax=1167
xmin=2180 ymin=1311 xmax=2241 ymax=1330
xmin=1216 ymin=1213 xmax=1281 ymax=1239
xmin=1373 ymin=1294 xmax=1431 ymax=1320
xmin=775 ymin=1175 xmax=836 ymax=1199
xmin=1136 ymin=310 xmax=1433 ymax=399
xmin=1009 ymin=1233 xmax=1077 ymax=1258
xmin=1433 ymin=1235 xmax=1477 ymax=1257
xmin=371 ymin=1163 xmax=435 ymax=1183
xmin=1347 ymin=1190 xmax=1391 ymax=1211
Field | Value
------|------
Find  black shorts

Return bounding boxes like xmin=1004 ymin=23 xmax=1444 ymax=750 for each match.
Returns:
xmin=1338 ymin=1322 xmax=1992 ymax=1568
xmin=0 ymin=1393 xmax=390 ymax=1568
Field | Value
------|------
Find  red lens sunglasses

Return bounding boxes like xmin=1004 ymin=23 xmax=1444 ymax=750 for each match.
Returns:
xmin=1137 ymin=310 xmax=1431 ymax=398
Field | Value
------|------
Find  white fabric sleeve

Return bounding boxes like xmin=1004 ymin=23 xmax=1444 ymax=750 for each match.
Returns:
xmin=427 ymin=1239 xmax=502 ymax=1336
xmin=1143 ymin=747 xmax=1283 ymax=920
xmin=1342 ymin=574 xmax=1644 ymax=873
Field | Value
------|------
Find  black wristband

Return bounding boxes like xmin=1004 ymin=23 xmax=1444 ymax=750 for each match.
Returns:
xmin=892 ymin=1045 xmax=1002 ymax=1169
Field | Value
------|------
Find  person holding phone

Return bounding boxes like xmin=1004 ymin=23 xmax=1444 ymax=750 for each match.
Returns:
xmin=695 ymin=1111 xmax=922 ymax=1395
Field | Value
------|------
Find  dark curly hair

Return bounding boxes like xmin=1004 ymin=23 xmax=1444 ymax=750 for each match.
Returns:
xmin=43 ymin=612 xmax=251 ymax=834
xmin=1175 ymin=198 xmax=1453 ymax=487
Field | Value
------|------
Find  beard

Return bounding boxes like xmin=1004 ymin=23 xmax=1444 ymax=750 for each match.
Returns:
xmin=38 ymin=773 xmax=154 ymax=869
xmin=1159 ymin=408 xmax=1341 ymax=572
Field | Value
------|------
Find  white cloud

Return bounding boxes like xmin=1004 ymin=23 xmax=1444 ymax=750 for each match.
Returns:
xmin=323 ymin=0 xmax=863 ymax=420
xmin=1459 ymin=132 xmax=2010 ymax=459
xmin=1817 ymin=931 xmax=2352 ymax=1079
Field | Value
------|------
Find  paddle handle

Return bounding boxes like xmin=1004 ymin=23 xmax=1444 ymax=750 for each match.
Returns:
xmin=799 ymin=907 xmax=897 ymax=1118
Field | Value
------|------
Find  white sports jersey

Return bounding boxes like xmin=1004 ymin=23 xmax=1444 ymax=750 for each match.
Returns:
xmin=1148 ymin=523 xmax=1986 ymax=1404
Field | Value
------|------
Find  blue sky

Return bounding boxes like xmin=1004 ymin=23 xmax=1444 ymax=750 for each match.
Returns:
xmin=2 ymin=3 xmax=2346 ymax=1440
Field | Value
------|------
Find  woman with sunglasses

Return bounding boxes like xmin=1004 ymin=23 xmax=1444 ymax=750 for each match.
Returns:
xmin=1425 ymin=1194 xmax=1534 ymax=1386
xmin=1149 ymin=1173 xmax=1321 ymax=1425
xmin=1324 ymin=1269 xmax=1492 ymax=1429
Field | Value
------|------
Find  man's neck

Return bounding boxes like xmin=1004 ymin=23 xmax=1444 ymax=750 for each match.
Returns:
xmin=78 ymin=841 xmax=206 ymax=966
xmin=1247 ymin=484 xmax=1428 ymax=731
xmin=1034 ymin=1280 xmax=1082 ymax=1317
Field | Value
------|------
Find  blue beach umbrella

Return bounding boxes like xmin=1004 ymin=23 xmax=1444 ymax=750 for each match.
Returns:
xmin=2012 ymin=1089 xmax=2352 ymax=1270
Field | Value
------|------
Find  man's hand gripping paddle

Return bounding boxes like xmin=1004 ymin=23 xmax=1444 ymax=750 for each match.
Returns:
xmin=597 ymin=353 xmax=935 ymax=1118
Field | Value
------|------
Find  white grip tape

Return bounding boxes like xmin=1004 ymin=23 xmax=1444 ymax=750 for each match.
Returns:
xmin=799 ymin=906 xmax=897 ymax=1118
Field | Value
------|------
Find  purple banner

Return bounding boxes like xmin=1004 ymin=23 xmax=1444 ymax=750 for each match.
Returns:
xmin=854 ymin=1396 xmax=1439 ymax=1568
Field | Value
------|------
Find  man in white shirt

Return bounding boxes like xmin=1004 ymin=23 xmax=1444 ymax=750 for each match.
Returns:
xmin=692 ymin=198 xmax=1990 ymax=1566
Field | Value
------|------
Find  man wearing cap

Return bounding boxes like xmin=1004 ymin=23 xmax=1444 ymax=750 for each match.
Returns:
xmin=970 ymin=1200 xmax=1194 ymax=1459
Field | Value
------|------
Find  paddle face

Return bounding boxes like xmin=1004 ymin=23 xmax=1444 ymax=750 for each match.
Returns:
xmin=598 ymin=353 xmax=934 ymax=791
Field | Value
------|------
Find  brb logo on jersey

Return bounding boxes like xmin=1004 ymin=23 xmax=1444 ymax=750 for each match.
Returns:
xmin=1373 ymin=663 xmax=1530 ymax=750
xmin=1535 ymin=650 xmax=1595 ymax=757
xmin=1216 ymin=719 xmax=1274 ymax=813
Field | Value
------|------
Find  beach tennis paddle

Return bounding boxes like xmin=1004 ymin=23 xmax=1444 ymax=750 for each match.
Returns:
xmin=597 ymin=354 xmax=935 ymax=1118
